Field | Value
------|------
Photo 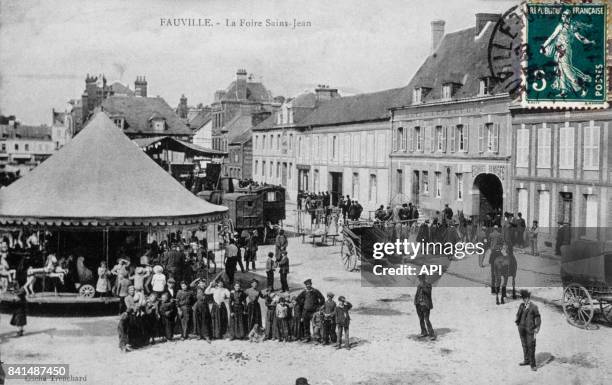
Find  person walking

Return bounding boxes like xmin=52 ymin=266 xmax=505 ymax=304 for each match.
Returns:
xmin=274 ymin=229 xmax=288 ymax=261
xmin=414 ymin=274 xmax=435 ymax=340
xmin=516 ymin=290 xmax=541 ymax=371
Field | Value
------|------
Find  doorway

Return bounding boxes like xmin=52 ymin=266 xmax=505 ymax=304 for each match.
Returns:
xmin=329 ymin=172 xmax=343 ymax=206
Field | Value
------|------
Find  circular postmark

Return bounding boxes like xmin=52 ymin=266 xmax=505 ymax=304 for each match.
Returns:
xmin=487 ymin=3 xmax=527 ymax=99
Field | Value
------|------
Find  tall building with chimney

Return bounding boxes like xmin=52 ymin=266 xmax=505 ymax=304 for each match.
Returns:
xmin=390 ymin=13 xmax=513 ymax=221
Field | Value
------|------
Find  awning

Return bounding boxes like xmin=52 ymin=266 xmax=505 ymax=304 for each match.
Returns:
xmin=133 ymin=136 xmax=227 ymax=157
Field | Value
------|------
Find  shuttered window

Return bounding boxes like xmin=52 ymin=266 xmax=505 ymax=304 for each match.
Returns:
xmin=537 ymin=125 xmax=551 ymax=168
xmin=559 ymin=124 xmax=574 ymax=170
xmin=583 ymin=122 xmax=600 ymax=170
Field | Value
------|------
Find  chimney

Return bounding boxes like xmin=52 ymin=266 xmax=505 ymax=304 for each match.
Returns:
xmin=431 ymin=20 xmax=445 ymax=54
xmin=475 ymin=13 xmax=501 ymax=36
xmin=315 ymin=85 xmax=339 ymax=102
xmin=178 ymin=94 xmax=188 ymax=119
xmin=135 ymin=76 xmax=148 ymax=97
xmin=236 ymin=69 xmax=247 ymax=100
xmin=214 ymin=90 xmax=226 ymax=102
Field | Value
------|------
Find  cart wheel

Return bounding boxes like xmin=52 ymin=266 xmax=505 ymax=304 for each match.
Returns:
xmin=79 ymin=284 xmax=95 ymax=298
xmin=341 ymin=238 xmax=358 ymax=271
xmin=600 ymin=302 xmax=612 ymax=324
xmin=562 ymin=283 xmax=594 ymax=328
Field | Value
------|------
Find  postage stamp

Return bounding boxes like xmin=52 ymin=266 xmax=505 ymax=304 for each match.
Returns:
xmin=523 ymin=2 xmax=608 ymax=107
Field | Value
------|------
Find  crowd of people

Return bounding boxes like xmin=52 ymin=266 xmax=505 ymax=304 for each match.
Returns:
xmin=117 ymin=276 xmax=353 ymax=352
xmin=297 ymin=191 xmax=364 ymax=225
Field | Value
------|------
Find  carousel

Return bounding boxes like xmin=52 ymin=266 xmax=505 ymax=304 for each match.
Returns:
xmin=0 ymin=113 xmax=227 ymax=314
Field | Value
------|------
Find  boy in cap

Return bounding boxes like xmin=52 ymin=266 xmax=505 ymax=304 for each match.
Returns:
xmin=322 ymin=292 xmax=337 ymax=345
xmin=335 ymin=295 xmax=352 ymax=349
xmin=415 ymin=273 xmax=435 ymax=340
xmin=311 ymin=306 xmax=324 ymax=343
xmin=265 ymin=252 xmax=276 ymax=291
xmin=516 ymin=289 xmax=541 ymax=371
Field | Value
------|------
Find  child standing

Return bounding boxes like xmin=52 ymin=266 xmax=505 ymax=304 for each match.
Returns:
xmin=264 ymin=291 xmax=277 ymax=340
xmin=96 ymin=261 xmax=112 ymax=297
xmin=335 ymin=296 xmax=352 ymax=349
xmin=10 ymin=287 xmax=27 ymax=337
xmin=150 ymin=265 xmax=166 ymax=296
xmin=322 ymin=292 xmax=337 ymax=345
xmin=290 ymin=296 xmax=303 ymax=342
xmin=312 ymin=306 xmax=324 ymax=344
xmin=275 ymin=297 xmax=290 ymax=342
xmin=115 ymin=272 xmax=131 ymax=313
xmin=265 ymin=252 xmax=276 ymax=291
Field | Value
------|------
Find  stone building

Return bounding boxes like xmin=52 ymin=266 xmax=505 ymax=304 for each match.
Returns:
xmin=390 ymin=14 xmax=513 ymax=221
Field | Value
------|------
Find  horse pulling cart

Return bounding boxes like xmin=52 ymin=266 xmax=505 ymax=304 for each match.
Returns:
xmin=561 ymin=239 xmax=612 ymax=328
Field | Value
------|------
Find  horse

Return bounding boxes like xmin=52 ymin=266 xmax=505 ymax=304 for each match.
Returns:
xmin=490 ymin=247 xmax=517 ymax=305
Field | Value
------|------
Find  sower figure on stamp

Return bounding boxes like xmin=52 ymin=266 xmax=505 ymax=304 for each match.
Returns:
xmin=415 ymin=273 xmax=435 ymax=340
xmin=516 ymin=289 xmax=541 ymax=371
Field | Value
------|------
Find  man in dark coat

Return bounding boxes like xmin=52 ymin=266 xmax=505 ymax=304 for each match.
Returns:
xmin=416 ymin=219 xmax=430 ymax=244
xmin=163 ymin=243 xmax=185 ymax=282
xmin=296 ymin=278 xmax=325 ymax=342
xmin=442 ymin=204 xmax=453 ymax=224
xmin=516 ymin=213 xmax=527 ymax=248
xmin=488 ymin=225 xmax=504 ymax=293
xmin=516 ymin=290 xmax=541 ymax=371
xmin=414 ymin=274 xmax=435 ymax=340
xmin=555 ymin=222 xmax=571 ymax=256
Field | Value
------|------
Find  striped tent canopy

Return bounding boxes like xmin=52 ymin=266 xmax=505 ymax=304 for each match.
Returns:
xmin=0 ymin=113 xmax=227 ymax=227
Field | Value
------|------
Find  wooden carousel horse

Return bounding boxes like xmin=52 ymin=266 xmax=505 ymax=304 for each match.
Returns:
xmin=24 ymin=254 xmax=67 ymax=295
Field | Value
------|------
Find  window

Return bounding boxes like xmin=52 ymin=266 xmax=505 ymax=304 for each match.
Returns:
xmin=289 ymin=134 xmax=293 ymax=150
xmin=456 ymin=125 xmax=467 ymax=152
xmin=487 ymin=123 xmax=499 ymax=153
xmin=289 ymin=109 xmax=294 ymax=124
xmin=276 ymin=112 xmax=282 ymax=125
xmin=428 ymin=126 xmax=435 ymax=152
xmin=113 ymin=118 xmax=123 ymax=129
xmin=332 ymin=135 xmax=338 ymax=160
xmin=14 ymin=144 xmax=18 ymax=151
xmin=314 ymin=169 xmax=320 ymax=192
xmin=585 ymin=195 xmax=598 ymax=235
xmin=395 ymin=127 xmax=404 ymax=151
xmin=422 ymin=171 xmax=429 ymax=194
xmin=233 ymin=152 xmax=239 ymax=163
xmin=276 ymin=162 xmax=280 ymax=178
xmin=436 ymin=126 xmax=446 ymax=152
xmin=369 ymin=174 xmax=377 ymax=201
xmin=412 ymin=88 xmax=422 ymax=104
xmin=344 ymin=135 xmax=351 ymax=161
xmin=298 ymin=137 xmax=302 ymax=157
xmin=277 ymin=134 xmax=281 ymax=150
xmin=152 ymin=119 xmax=165 ymax=132
xmin=262 ymin=135 xmax=266 ymax=149
xmin=415 ymin=127 xmax=422 ymax=151
xmin=583 ymin=122 xmax=600 ymax=170
xmin=289 ymin=163 xmax=292 ymax=179
xmin=456 ymin=173 xmax=463 ymax=200
xmin=537 ymin=125 xmax=551 ymax=168
xmin=396 ymin=169 xmax=403 ymax=194
xmin=442 ymin=84 xmax=452 ymax=100
xmin=1 ymin=143 xmax=5 ymax=152
xmin=352 ymin=172 xmax=359 ymax=198
xmin=479 ymin=78 xmax=491 ymax=96
xmin=516 ymin=125 xmax=529 ymax=167
xmin=559 ymin=124 xmax=574 ymax=170
xmin=262 ymin=161 xmax=266 ymax=177
xmin=254 ymin=160 xmax=259 ymax=175
xmin=435 ymin=172 xmax=441 ymax=198
xmin=538 ymin=190 xmax=550 ymax=229
xmin=254 ymin=135 xmax=259 ymax=150
xmin=25 ymin=144 xmax=29 ymax=151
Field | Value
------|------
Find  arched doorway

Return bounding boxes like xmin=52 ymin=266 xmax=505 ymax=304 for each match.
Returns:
xmin=472 ymin=173 xmax=503 ymax=225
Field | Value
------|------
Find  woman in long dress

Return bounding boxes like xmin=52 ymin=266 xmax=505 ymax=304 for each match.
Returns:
xmin=540 ymin=9 xmax=595 ymax=97
xmin=229 ymin=283 xmax=248 ymax=339
xmin=204 ymin=280 xmax=230 ymax=339
xmin=244 ymin=279 xmax=263 ymax=332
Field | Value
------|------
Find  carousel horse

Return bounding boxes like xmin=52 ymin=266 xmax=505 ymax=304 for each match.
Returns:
xmin=24 ymin=254 xmax=67 ymax=295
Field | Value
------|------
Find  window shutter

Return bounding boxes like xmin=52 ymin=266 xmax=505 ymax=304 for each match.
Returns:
xmin=593 ymin=126 xmax=599 ymax=168
xmin=442 ymin=126 xmax=447 ymax=153
xmin=493 ymin=123 xmax=499 ymax=153
xmin=410 ymin=128 xmax=415 ymax=152
xmin=450 ymin=126 xmax=456 ymax=152
xmin=430 ymin=126 xmax=435 ymax=153
xmin=464 ymin=125 xmax=469 ymax=152
xmin=478 ymin=125 xmax=484 ymax=153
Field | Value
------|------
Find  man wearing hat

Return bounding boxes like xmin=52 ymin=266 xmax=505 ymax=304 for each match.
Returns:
xmin=515 ymin=289 xmax=541 ymax=371
xmin=416 ymin=219 xmax=430 ymax=245
xmin=414 ymin=273 xmax=435 ymax=340
xmin=296 ymin=279 xmax=325 ymax=342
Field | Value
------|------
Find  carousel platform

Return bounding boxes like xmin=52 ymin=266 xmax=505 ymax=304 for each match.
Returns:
xmin=0 ymin=291 xmax=120 ymax=316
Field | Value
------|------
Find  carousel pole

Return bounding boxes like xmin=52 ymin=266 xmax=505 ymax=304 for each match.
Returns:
xmin=104 ymin=227 xmax=109 ymax=266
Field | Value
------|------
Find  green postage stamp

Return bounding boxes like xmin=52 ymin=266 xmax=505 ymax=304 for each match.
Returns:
xmin=524 ymin=2 xmax=608 ymax=107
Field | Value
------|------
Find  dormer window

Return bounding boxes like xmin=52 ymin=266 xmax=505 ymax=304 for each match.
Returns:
xmin=288 ymin=109 xmax=294 ymax=124
xmin=276 ymin=112 xmax=282 ymax=125
xmin=151 ymin=118 xmax=166 ymax=132
xmin=112 ymin=117 xmax=124 ymax=129
xmin=412 ymin=88 xmax=422 ymax=104
xmin=479 ymin=77 xmax=492 ymax=96
xmin=442 ymin=84 xmax=453 ymax=100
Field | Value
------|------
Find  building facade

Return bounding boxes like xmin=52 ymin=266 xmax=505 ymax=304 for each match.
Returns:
xmin=390 ymin=14 xmax=513 ymax=221
xmin=510 ymin=107 xmax=612 ymax=243
xmin=0 ymin=119 xmax=56 ymax=176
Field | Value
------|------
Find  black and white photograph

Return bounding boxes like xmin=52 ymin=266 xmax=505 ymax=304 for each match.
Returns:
xmin=0 ymin=0 xmax=611 ymax=384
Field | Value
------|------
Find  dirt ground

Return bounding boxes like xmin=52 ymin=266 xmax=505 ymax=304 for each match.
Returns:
xmin=2 ymin=237 xmax=611 ymax=385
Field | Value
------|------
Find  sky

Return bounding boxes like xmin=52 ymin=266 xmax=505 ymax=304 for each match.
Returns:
xmin=0 ymin=0 xmax=516 ymax=125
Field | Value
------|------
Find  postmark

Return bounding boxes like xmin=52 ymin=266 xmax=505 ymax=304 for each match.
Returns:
xmin=523 ymin=2 xmax=608 ymax=107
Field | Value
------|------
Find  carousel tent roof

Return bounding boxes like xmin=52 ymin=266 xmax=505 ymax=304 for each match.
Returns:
xmin=0 ymin=113 xmax=227 ymax=227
